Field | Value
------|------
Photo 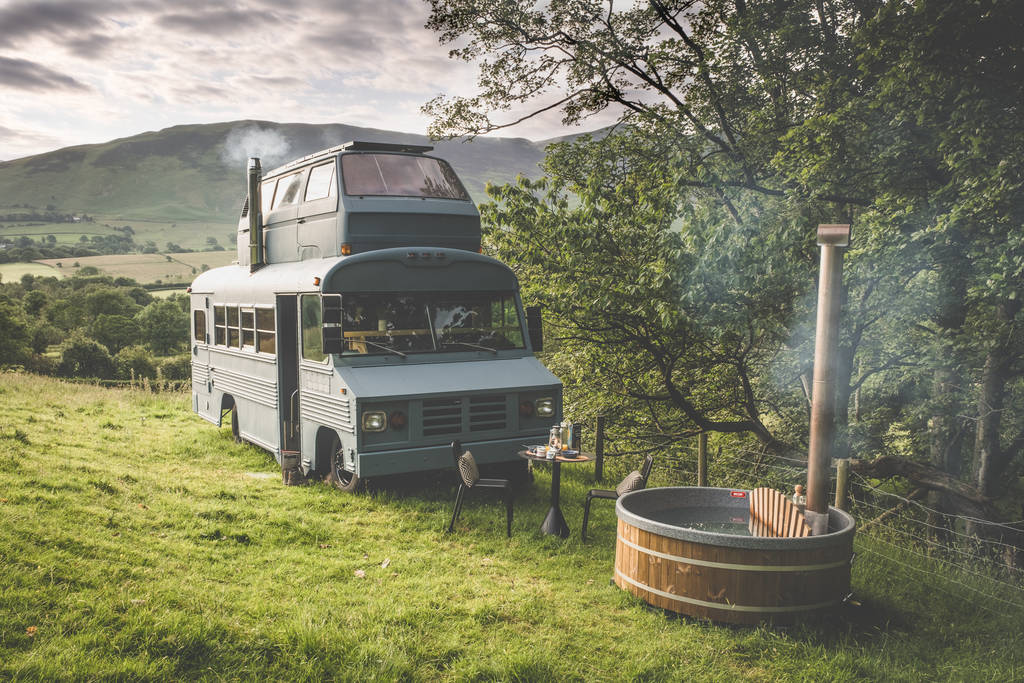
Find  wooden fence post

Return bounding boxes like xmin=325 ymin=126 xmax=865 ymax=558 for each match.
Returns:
xmin=594 ymin=415 xmax=605 ymax=483
xmin=835 ymin=458 xmax=850 ymax=511
xmin=697 ymin=432 xmax=708 ymax=487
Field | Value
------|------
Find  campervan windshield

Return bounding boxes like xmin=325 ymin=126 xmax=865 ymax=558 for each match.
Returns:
xmin=341 ymin=153 xmax=469 ymax=200
xmin=341 ymin=291 xmax=524 ymax=355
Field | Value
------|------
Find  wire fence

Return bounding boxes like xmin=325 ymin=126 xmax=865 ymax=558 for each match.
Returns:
xmin=576 ymin=418 xmax=1024 ymax=613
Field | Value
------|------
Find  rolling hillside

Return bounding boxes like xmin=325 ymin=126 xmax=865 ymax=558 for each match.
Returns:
xmin=0 ymin=120 xmax=554 ymax=227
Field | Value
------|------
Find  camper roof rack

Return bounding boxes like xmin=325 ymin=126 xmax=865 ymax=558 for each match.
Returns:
xmin=341 ymin=141 xmax=434 ymax=154
xmin=264 ymin=140 xmax=435 ymax=177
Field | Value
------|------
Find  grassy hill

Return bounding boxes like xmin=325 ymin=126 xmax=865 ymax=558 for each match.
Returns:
xmin=0 ymin=121 xmax=551 ymax=253
xmin=0 ymin=120 xmax=548 ymax=222
xmin=1 ymin=373 xmax=1021 ymax=680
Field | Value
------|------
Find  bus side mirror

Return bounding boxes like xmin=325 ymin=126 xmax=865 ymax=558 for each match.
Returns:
xmin=526 ymin=305 xmax=543 ymax=353
xmin=322 ymin=294 xmax=344 ymax=355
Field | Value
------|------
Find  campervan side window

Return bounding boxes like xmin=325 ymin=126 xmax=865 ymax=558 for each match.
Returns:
xmin=301 ymin=294 xmax=326 ymax=363
xmin=214 ymin=305 xmax=226 ymax=345
xmin=261 ymin=179 xmax=275 ymax=215
xmin=304 ymin=162 xmax=336 ymax=201
xmin=193 ymin=310 xmax=206 ymax=343
xmin=256 ymin=308 xmax=276 ymax=354
xmin=271 ymin=171 xmax=303 ymax=210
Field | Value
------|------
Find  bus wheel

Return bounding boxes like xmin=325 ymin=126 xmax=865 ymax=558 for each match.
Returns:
xmin=328 ymin=437 xmax=362 ymax=493
xmin=231 ymin=406 xmax=241 ymax=443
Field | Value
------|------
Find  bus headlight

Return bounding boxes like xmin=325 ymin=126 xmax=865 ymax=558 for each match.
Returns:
xmin=534 ymin=398 xmax=555 ymax=417
xmin=361 ymin=411 xmax=387 ymax=432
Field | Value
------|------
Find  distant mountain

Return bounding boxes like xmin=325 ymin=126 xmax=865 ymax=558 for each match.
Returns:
xmin=0 ymin=120 xmax=561 ymax=224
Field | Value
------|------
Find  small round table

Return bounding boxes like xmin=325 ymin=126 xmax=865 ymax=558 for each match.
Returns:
xmin=518 ymin=450 xmax=595 ymax=538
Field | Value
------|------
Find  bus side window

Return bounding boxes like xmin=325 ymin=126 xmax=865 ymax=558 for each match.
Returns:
xmin=214 ymin=305 xmax=226 ymax=345
xmin=227 ymin=306 xmax=240 ymax=348
xmin=301 ymin=294 xmax=326 ymax=363
xmin=193 ymin=310 xmax=206 ymax=344
xmin=241 ymin=308 xmax=255 ymax=348
xmin=256 ymin=308 xmax=275 ymax=354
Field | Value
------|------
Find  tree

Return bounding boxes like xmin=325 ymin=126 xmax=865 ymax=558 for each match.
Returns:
xmin=426 ymin=0 xmax=1024 ymax=531
xmin=90 ymin=314 xmax=142 ymax=354
xmin=135 ymin=298 xmax=188 ymax=355
xmin=0 ymin=298 xmax=32 ymax=366
xmin=484 ymin=131 xmax=811 ymax=452
xmin=114 ymin=345 xmax=156 ymax=380
xmin=57 ymin=335 xmax=114 ymax=378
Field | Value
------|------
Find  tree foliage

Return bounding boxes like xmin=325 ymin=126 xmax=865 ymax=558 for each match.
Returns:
xmin=428 ymin=0 xmax=1024 ymax=529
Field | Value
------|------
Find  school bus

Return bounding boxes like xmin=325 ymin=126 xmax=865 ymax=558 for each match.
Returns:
xmin=189 ymin=141 xmax=561 ymax=490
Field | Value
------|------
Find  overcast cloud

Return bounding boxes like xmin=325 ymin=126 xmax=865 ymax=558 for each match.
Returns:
xmin=0 ymin=0 xmax=602 ymax=161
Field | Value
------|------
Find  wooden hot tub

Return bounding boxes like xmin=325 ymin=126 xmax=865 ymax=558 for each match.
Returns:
xmin=614 ymin=487 xmax=855 ymax=625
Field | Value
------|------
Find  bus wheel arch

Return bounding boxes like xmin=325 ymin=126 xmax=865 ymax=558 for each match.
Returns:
xmin=320 ymin=428 xmax=362 ymax=493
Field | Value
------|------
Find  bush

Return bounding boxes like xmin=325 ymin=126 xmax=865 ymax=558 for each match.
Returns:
xmin=58 ymin=335 xmax=115 ymax=379
xmin=24 ymin=353 xmax=56 ymax=375
xmin=30 ymin=323 xmax=62 ymax=354
xmin=159 ymin=354 xmax=191 ymax=380
xmin=114 ymin=345 xmax=157 ymax=380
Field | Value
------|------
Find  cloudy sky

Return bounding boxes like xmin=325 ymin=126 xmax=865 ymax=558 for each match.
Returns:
xmin=0 ymin=0 xmax=596 ymax=161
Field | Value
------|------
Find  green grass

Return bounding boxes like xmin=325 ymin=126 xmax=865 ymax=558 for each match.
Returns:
xmin=0 ymin=219 xmax=236 ymax=253
xmin=1 ymin=373 xmax=1021 ymax=681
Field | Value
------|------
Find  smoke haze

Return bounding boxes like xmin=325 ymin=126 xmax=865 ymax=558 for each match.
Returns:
xmin=220 ymin=125 xmax=292 ymax=169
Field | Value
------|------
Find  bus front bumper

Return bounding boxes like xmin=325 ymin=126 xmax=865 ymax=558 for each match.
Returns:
xmin=356 ymin=434 xmax=547 ymax=477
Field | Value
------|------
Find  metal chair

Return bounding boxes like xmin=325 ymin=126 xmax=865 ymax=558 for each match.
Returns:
xmin=447 ymin=441 xmax=514 ymax=537
xmin=581 ymin=454 xmax=654 ymax=542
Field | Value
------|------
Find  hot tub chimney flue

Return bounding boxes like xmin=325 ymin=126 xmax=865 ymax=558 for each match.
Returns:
xmin=806 ymin=223 xmax=851 ymax=535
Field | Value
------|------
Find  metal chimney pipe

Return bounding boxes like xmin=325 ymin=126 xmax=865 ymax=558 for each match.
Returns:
xmin=805 ymin=224 xmax=851 ymax=535
xmin=247 ymin=157 xmax=264 ymax=272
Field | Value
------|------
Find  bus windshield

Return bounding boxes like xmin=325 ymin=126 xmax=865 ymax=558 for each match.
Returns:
xmin=341 ymin=292 xmax=525 ymax=355
xmin=340 ymin=153 xmax=469 ymax=200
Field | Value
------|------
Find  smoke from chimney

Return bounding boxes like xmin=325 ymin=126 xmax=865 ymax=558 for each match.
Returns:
xmin=220 ymin=125 xmax=291 ymax=169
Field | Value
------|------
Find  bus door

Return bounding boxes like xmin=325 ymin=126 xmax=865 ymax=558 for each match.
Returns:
xmin=276 ymin=295 xmax=300 ymax=452
xmin=191 ymin=302 xmax=217 ymax=421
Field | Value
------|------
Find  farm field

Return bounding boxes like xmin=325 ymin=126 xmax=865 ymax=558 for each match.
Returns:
xmin=0 ymin=218 xmax=237 ymax=253
xmin=36 ymin=251 xmax=236 ymax=284
xmin=0 ymin=262 xmax=64 ymax=281
xmin=1 ymin=373 xmax=1021 ymax=681
xmin=0 ymin=221 xmax=119 ymax=245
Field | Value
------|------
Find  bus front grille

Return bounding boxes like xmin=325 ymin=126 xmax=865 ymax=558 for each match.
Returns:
xmin=419 ymin=395 xmax=508 ymax=437
xmin=422 ymin=398 xmax=462 ymax=436
xmin=469 ymin=394 xmax=506 ymax=432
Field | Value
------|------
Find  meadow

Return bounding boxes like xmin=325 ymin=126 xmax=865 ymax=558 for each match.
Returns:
xmin=1 ymin=373 xmax=1021 ymax=681
xmin=0 ymin=262 xmax=65 ymax=281
xmin=0 ymin=218 xmax=236 ymax=253
xmin=35 ymin=251 xmax=236 ymax=284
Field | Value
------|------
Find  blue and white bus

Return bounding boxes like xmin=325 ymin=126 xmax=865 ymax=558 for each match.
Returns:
xmin=189 ymin=142 xmax=561 ymax=490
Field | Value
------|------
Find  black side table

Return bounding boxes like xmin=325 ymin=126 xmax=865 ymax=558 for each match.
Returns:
xmin=518 ymin=450 xmax=595 ymax=537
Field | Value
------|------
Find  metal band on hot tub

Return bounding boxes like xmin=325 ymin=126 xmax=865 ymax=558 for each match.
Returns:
xmin=614 ymin=568 xmax=842 ymax=613
xmin=617 ymin=534 xmax=851 ymax=572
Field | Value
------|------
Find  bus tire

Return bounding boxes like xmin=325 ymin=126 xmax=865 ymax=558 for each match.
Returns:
xmin=231 ymin=406 xmax=241 ymax=443
xmin=328 ymin=436 xmax=362 ymax=493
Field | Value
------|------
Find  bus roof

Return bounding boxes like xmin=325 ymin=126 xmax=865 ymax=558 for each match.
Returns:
xmin=189 ymin=248 xmax=517 ymax=303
